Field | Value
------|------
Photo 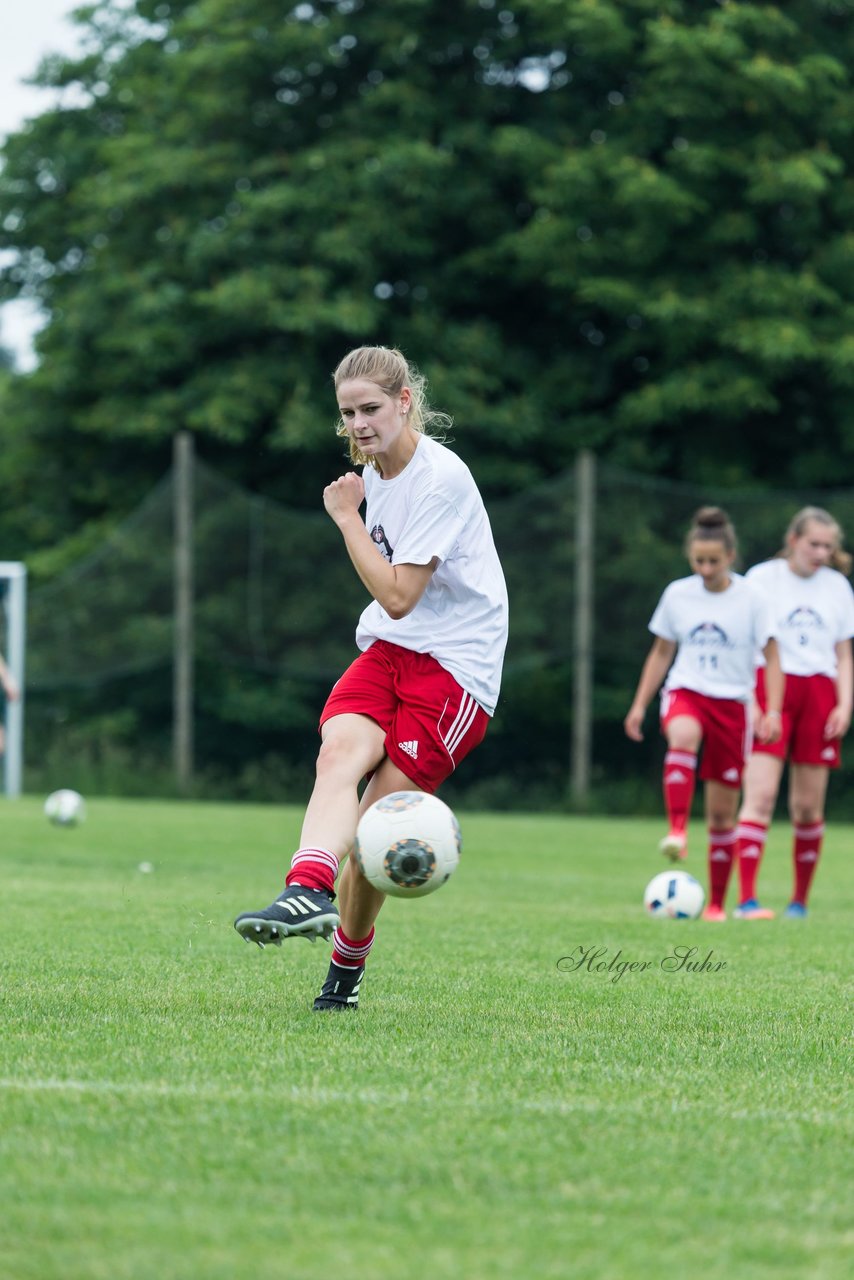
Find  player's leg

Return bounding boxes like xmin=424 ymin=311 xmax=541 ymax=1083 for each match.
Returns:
xmin=297 ymin=713 xmax=388 ymax=873
xmin=733 ymin=753 xmax=784 ymax=918
xmin=315 ymin=648 xmax=489 ymax=1011
xmin=337 ymin=756 xmax=424 ymax=930
xmin=785 ymin=764 xmax=830 ymax=917
xmin=782 ymin=674 xmax=838 ymax=917
xmin=234 ymin=713 xmax=386 ymax=946
xmin=659 ymin=702 xmax=702 ymax=860
xmin=694 ymin=697 xmax=754 ymax=920
xmin=702 ymin=779 xmax=740 ymax=920
xmin=314 ymin=756 xmax=422 ymax=1011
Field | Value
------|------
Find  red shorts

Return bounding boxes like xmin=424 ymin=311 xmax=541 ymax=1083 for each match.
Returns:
xmin=660 ymin=688 xmax=751 ymax=786
xmin=752 ymin=668 xmax=840 ymax=768
xmin=319 ymin=640 xmax=490 ymax=792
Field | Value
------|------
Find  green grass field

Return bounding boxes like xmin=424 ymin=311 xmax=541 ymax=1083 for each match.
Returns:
xmin=1 ymin=798 xmax=851 ymax=1280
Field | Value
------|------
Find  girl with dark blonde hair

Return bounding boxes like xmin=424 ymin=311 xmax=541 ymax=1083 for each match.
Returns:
xmin=235 ymin=347 xmax=508 ymax=1009
xmin=734 ymin=507 xmax=854 ymax=919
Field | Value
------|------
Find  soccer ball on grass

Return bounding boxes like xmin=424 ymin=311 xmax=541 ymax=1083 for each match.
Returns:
xmin=354 ymin=790 xmax=461 ymax=898
xmin=44 ymin=789 xmax=86 ymax=827
xmin=644 ymin=869 xmax=704 ymax=919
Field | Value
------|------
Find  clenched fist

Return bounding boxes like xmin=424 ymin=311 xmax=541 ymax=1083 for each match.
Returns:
xmin=323 ymin=472 xmax=365 ymax=525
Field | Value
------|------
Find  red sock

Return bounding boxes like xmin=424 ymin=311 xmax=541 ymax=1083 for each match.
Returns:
xmin=736 ymin=821 xmax=769 ymax=902
xmin=708 ymin=828 xmax=737 ymax=910
xmin=663 ymin=750 xmax=698 ymax=833
xmin=792 ymin=822 xmax=824 ymax=905
xmin=285 ymin=846 xmax=339 ymax=894
xmin=331 ymin=926 xmax=375 ymax=969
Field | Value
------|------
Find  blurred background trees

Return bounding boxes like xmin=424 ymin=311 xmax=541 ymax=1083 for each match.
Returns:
xmin=2 ymin=0 xmax=853 ymax=804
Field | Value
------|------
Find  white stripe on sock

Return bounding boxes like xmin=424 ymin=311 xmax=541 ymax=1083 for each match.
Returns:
xmin=332 ymin=927 xmax=373 ymax=961
xmin=291 ymin=847 xmax=339 ymax=874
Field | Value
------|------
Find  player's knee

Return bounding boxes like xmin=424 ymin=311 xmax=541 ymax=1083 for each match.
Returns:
xmin=790 ymin=802 xmax=823 ymax=826
xmin=745 ymin=785 xmax=776 ymax=824
xmin=708 ymin=808 xmax=734 ymax=831
xmin=742 ymin=758 xmax=786 ymax=821
xmin=315 ymin=731 xmax=368 ymax=782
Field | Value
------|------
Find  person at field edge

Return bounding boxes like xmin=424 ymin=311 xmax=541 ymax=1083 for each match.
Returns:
xmin=0 ymin=649 xmax=20 ymax=760
xmin=623 ymin=507 xmax=784 ymax=922
xmin=733 ymin=507 xmax=854 ymax=920
xmin=234 ymin=346 xmax=509 ymax=1009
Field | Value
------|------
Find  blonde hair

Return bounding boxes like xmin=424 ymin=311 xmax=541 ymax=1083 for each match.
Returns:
xmin=781 ymin=506 xmax=852 ymax=575
xmin=333 ymin=346 xmax=451 ymax=468
xmin=684 ymin=506 xmax=737 ymax=557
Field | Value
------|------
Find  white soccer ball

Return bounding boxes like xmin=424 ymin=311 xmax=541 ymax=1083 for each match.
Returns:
xmin=44 ymin=789 xmax=86 ymax=827
xmin=644 ymin=869 xmax=705 ymax=920
xmin=354 ymin=790 xmax=462 ymax=898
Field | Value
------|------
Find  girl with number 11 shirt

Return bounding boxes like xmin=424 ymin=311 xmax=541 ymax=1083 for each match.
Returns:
xmin=624 ymin=507 xmax=784 ymax=921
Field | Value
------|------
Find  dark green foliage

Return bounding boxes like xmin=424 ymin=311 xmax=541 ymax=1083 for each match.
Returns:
xmin=3 ymin=0 xmax=854 ymax=551
xmin=3 ymin=1 xmax=854 ymax=803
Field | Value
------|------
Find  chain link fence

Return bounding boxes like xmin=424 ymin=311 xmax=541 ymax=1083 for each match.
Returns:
xmin=21 ymin=448 xmax=854 ymax=811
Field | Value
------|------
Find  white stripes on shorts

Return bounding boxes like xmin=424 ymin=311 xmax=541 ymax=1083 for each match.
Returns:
xmin=439 ymin=691 xmax=479 ymax=765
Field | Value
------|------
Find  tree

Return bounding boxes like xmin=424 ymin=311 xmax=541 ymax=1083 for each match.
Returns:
xmin=507 ymin=0 xmax=854 ymax=488
xmin=2 ymin=0 xmax=852 ymax=562
xmin=2 ymin=3 xmax=854 ymax=813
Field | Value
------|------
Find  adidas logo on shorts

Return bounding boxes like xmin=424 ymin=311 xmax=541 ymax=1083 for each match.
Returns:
xmin=722 ymin=768 xmax=739 ymax=782
xmin=398 ymin=739 xmax=419 ymax=760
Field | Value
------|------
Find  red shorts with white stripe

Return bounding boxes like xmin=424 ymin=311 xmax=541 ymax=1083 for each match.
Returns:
xmin=319 ymin=640 xmax=490 ymax=793
xmin=660 ymin=687 xmax=751 ymax=786
xmin=752 ymin=668 xmax=840 ymax=768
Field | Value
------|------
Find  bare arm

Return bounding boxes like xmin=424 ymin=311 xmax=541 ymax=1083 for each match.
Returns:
xmin=623 ymin=637 xmax=677 ymax=742
xmin=826 ymin=639 xmax=853 ymax=739
xmin=0 ymin=652 xmax=19 ymax=701
xmin=756 ymin=638 xmax=783 ymax=744
xmin=323 ymin=471 xmax=437 ymax=619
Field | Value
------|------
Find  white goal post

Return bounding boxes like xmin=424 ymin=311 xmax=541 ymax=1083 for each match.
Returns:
xmin=1 ymin=561 xmax=26 ymax=798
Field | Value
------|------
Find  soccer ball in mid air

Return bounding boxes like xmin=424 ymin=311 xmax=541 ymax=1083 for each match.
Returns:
xmin=44 ymin=789 xmax=86 ymax=827
xmin=644 ymin=870 xmax=705 ymax=919
xmin=354 ymin=791 xmax=462 ymax=898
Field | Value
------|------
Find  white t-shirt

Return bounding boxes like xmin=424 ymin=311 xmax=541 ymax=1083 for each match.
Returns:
xmin=355 ymin=435 xmax=509 ymax=715
xmin=746 ymin=558 xmax=854 ymax=677
xmin=649 ymin=573 xmax=774 ymax=702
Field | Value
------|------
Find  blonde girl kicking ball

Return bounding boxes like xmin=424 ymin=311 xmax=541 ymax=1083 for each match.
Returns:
xmin=624 ymin=507 xmax=783 ymax=921
xmin=234 ymin=347 xmax=508 ymax=1008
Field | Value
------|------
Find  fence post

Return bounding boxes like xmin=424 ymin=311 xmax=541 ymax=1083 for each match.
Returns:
xmin=173 ymin=432 xmax=194 ymax=792
xmin=570 ymin=450 xmax=596 ymax=805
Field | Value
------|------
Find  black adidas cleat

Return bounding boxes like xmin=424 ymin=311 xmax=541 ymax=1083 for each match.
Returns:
xmin=234 ymin=886 xmax=339 ymax=947
xmin=313 ymin=960 xmax=365 ymax=1011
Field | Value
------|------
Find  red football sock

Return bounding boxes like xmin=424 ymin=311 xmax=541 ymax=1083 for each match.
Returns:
xmin=663 ymin=750 xmax=698 ymax=833
xmin=736 ymin=820 xmax=769 ymax=902
xmin=285 ymin=846 xmax=339 ymax=894
xmin=331 ymin=926 xmax=375 ymax=969
xmin=708 ymin=828 xmax=737 ymax=910
xmin=792 ymin=822 xmax=824 ymax=905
